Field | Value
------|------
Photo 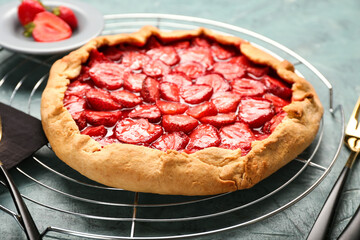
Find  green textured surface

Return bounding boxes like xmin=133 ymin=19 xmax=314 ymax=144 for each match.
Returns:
xmin=0 ymin=0 xmax=359 ymax=239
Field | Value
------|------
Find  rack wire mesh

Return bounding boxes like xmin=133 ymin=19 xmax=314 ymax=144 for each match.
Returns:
xmin=0 ymin=14 xmax=344 ymax=239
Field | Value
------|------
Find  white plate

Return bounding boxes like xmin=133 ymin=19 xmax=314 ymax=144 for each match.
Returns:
xmin=0 ymin=0 xmax=104 ymax=55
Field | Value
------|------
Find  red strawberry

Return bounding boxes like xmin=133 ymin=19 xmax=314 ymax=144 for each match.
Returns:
xmin=162 ymin=115 xmax=198 ymax=133
xmin=110 ymin=90 xmax=142 ymax=108
xmin=146 ymin=46 xmax=180 ymax=66
xmin=181 ymin=84 xmax=213 ymax=104
xmin=186 ymin=124 xmax=220 ymax=151
xmin=195 ymin=74 xmax=231 ymax=93
xmin=200 ymin=113 xmax=237 ymax=128
xmin=26 ymin=12 xmax=72 ymax=42
xmin=143 ymin=59 xmax=171 ymax=77
xmin=85 ymin=110 xmax=121 ymax=127
xmin=87 ymin=49 xmax=111 ymax=67
xmin=263 ymin=111 xmax=287 ymax=134
xmin=264 ymin=93 xmax=290 ymax=112
xmin=102 ymin=46 xmax=123 ymax=62
xmin=18 ymin=0 xmax=46 ymax=26
xmin=219 ymin=122 xmax=255 ymax=154
xmin=263 ymin=75 xmax=292 ymax=99
xmin=123 ymin=72 xmax=146 ymax=92
xmin=173 ymin=40 xmax=190 ymax=50
xmin=159 ymin=82 xmax=180 ymax=102
xmin=211 ymin=92 xmax=241 ymax=113
xmin=115 ymin=118 xmax=163 ymax=144
xmin=239 ymin=97 xmax=275 ymax=128
xmin=72 ymin=111 xmax=87 ymax=130
xmin=231 ymin=78 xmax=266 ymax=97
xmin=128 ymin=104 xmax=162 ymax=122
xmin=211 ymin=43 xmax=235 ymax=60
xmin=65 ymin=80 xmax=93 ymax=98
xmin=63 ymin=95 xmax=86 ymax=115
xmin=192 ymin=37 xmax=211 ymax=48
xmin=186 ymin=101 xmax=217 ymax=119
xmin=141 ymin=77 xmax=160 ymax=103
xmin=53 ymin=5 xmax=78 ymax=29
xmin=229 ymin=56 xmax=268 ymax=77
xmin=178 ymin=46 xmax=214 ymax=68
xmin=122 ymin=51 xmax=150 ymax=70
xmin=156 ymin=100 xmax=188 ymax=115
xmin=162 ymin=73 xmax=192 ymax=90
xmin=73 ymin=66 xmax=91 ymax=82
xmin=175 ymin=61 xmax=205 ymax=79
xmin=151 ymin=132 xmax=189 ymax=151
xmin=89 ymin=62 xmax=127 ymax=90
xmin=86 ymin=88 xmax=122 ymax=111
xmin=81 ymin=125 xmax=107 ymax=138
xmin=146 ymin=36 xmax=162 ymax=49
xmin=213 ymin=62 xmax=246 ymax=80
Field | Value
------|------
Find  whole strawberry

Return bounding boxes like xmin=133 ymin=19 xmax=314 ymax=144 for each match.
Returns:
xmin=17 ymin=0 xmax=46 ymax=26
xmin=53 ymin=6 xmax=78 ymax=29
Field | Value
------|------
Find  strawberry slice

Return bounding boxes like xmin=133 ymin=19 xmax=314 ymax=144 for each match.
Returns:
xmin=211 ymin=43 xmax=236 ymax=60
xmin=72 ymin=111 xmax=87 ymax=130
xmin=231 ymin=78 xmax=266 ymax=97
xmin=27 ymin=12 xmax=72 ymax=42
xmin=115 ymin=118 xmax=163 ymax=144
xmin=263 ymin=75 xmax=292 ymax=99
xmin=65 ymin=80 xmax=93 ymax=98
xmin=73 ymin=66 xmax=91 ymax=82
xmin=186 ymin=124 xmax=220 ymax=151
xmin=85 ymin=88 xmax=122 ymax=111
xmin=63 ymin=95 xmax=86 ymax=115
xmin=128 ymin=104 xmax=162 ymax=122
xmin=181 ymin=84 xmax=213 ymax=104
xmin=146 ymin=46 xmax=180 ymax=66
xmin=211 ymin=92 xmax=241 ymax=113
xmin=156 ymin=100 xmax=188 ymax=115
xmin=239 ymin=97 xmax=275 ymax=128
xmin=162 ymin=73 xmax=192 ymax=90
xmin=81 ymin=125 xmax=107 ymax=138
xmin=122 ymin=51 xmax=150 ymax=70
xmin=17 ymin=0 xmax=46 ymax=26
xmin=213 ymin=62 xmax=246 ymax=80
xmin=85 ymin=110 xmax=121 ymax=127
xmin=53 ymin=5 xmax=78 ymax=29
xmin=195 ymin=74 xmax=231 ymax=93
xmin=264 ymin=93 xmax=290 ymax=113
xmin=159 ymin=82 xmax=180 ymax=102
xmin=263 ymin=111 xmax=287 ymax=134
xmin=186 ymin=101 xmax=217 ymax=119
xmin=162 ymin=115 xmax=198 ymax=133
xmin=123 ymin=72 xmax=146 ymax=92
xmin=200 ymin=113 xmax=237 ymax=128
xmin=141 ymin=77 xmax=160 ymax=103
xmin=192 ymin=38 xmax=211 ymax=48
xmin=110 ymin=90 xmax=142 ymax=108
xmin=143 ymin=59 xmax=171 ymax=77
xmin=219 ymin=122 xmax=255 ymax=154
xmin=89 ymin=62 xmax=127 ymax=90
xmin=151 ymin=132 xmax=189 ymax=151
xmin=175 ymin=61 xmax=205 ymax=79
xmin=87 ymin=49 xmax=111 ymax=67
xmin=173 ymin=40 xmax=190 ymax=50
xmin=229 ymin=56 xmax=268 ymax=77
xmin=178 ymin=46 xmax=214 ymax=68
xmin=102 ymin=46 xmax=123 ymax=62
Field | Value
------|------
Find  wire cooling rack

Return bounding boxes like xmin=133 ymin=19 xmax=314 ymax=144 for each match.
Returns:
xmin=0 ymin=14 xmax=344 ymax=239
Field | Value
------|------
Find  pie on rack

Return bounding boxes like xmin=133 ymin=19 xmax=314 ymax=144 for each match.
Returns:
xmin=41 ymin=26 xmax=323 ymax=195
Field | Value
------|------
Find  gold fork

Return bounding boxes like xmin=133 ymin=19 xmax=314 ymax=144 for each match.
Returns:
xmin=307 ymin=97 xmax=360 ymax=240
xmin=0 ymin=116 xmax=40 ymax=240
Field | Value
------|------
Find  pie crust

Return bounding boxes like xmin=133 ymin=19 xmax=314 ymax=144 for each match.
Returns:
xmin=41 ymin=26 xmax=323 ymax=195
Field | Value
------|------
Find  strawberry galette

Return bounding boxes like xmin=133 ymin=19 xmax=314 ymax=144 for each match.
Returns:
xmin=41 ymin=26 xmax=323 ymax=195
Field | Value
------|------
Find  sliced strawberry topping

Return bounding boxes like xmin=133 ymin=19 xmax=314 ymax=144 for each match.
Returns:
xmin=175 ymin=61 xmax=205 ymax=79
xmin=162 ymin=73 xmax=192 ymax=89
xmin=115 ymin=118 xmax=163 ymax=144
xmin=231 ymin=78 xmax=266 ymax=97
xmin=173 ymin=40 xmax=190 ymax=50
xmin=89 ymin=62 xmax=127 ymax=90
xmin=81 ymin=125 xmax=107 ymax=138
xmin=87 ymin=49 xmax=111 ymax=67
xmin=146 ymin=46 xmax=180 ymax=66
xmin=228 ymin=56 xmax=268 ymax=77
xmin=200 ymin=113 xmax=237 ymax=128
xmin=122 ymin=51 xmax=150 ymax=70
xmin=159 ymin=82 xmax=180 ymax=102
xmin=192 ymin=38 xmax=211 ymax=48
xmin=186 ymin=101 xmax=217 ymax=119
xmin=219 ymin=122 xmax=255 ymax=153
xmin=123 ymin=72 xmax=146 ymax=92
xmin=213 ymin=62 xmax=246 ymax=80
xmin=239 ymin=97 xmax=275 ymax=128
xmin=72 ymin=111 xmax=87 ymax=130
xmin=151 ymin=132 xmax=189 ymax=151
xmin=186 ymin=125 xmax=220 ymax=151
xmin=85 ymin=88 xmax=122 ymax=111
xmin=102 ymin=46 xmax=123 ymax=62
xmin=143 ymin=59 xmax=171 ymax=77
xmin=264 ymin=93 xmax=290 ymax=113
xmin=195 ymin=74 xmax=231 ymax=93
xmin=211 ymin=92 xmax=241 ymax=113
xmin=181 ymin=84 xmax=213 ymax=104
xmin=211 ymin=43 xmax=235 ymax=60
xmin=263 ymin=75 xmax=292 ymax=99
xmin=162 ymin=115 xmax=198 ymax=133
xmin=128 ymin=104 xmax=162 ymax=122
xmin=110 ymin=90 xmax=142 ymax=108
xmin=156 ymin=100 xmax=188 ymax=115
xmin=63 ymin=95 xmax=86 ymax=115
xmin=141 ymin=77 xmax=160 ymax=103
xmin=85 ymin=110 xmax=121 ymax=127
xmin=263 ymin=111 xmax=287 ymax=134
xmin=65 ymin=80 xmax=93 ymax=97
xmin=178 ymin=46 xmax=214 ymax=68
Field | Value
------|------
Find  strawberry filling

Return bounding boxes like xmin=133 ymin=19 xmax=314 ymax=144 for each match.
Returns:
xmin=64 ymin=36 xmax=293 ymax=155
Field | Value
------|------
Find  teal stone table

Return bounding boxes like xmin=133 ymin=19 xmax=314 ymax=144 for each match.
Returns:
xmin=0 ymin=0 xmax=359 ymax=239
